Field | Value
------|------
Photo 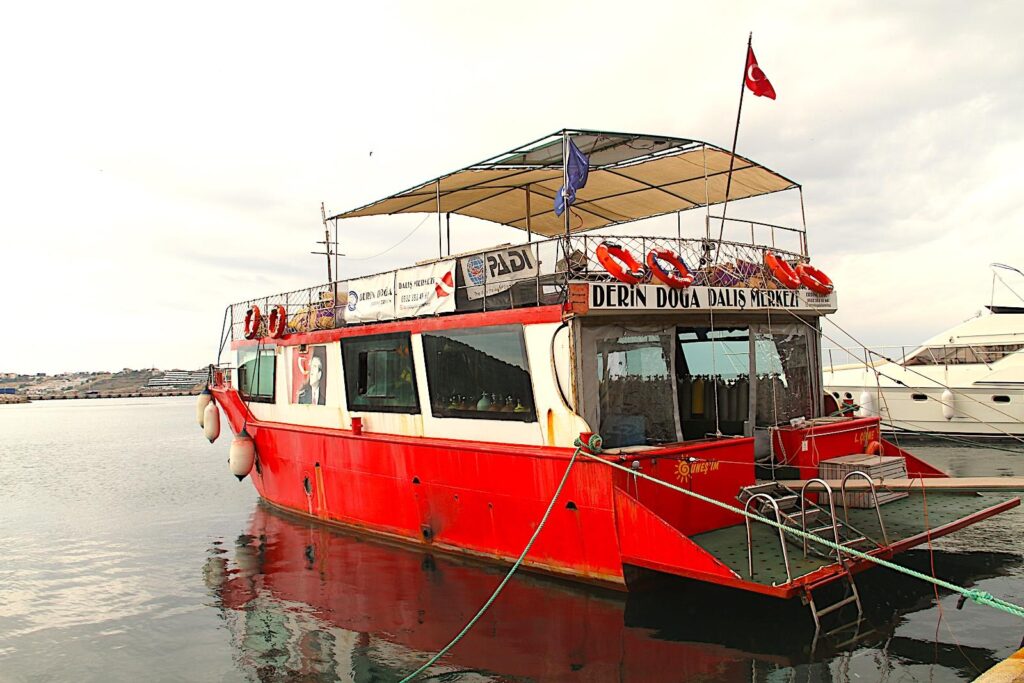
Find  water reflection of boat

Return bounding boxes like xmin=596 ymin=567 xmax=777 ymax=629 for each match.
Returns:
xmin=204 ymin=502 xmax=1022 ymax=681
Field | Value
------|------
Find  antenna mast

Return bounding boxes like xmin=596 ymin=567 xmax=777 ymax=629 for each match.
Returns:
xmin=320 ymin=202 xmax=333 ymax=283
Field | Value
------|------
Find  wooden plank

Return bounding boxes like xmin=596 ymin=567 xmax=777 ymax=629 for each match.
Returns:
xmin=775 ymin=477 xmax=1024 ymax=493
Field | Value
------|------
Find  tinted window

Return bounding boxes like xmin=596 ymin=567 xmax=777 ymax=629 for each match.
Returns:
xmin=341 ymin=333 xmax=419 ymax=413
xmin=422 ymin=325 xmax=536 ymax=422
xmin=238 ymin=347 xmax=275 ymax=403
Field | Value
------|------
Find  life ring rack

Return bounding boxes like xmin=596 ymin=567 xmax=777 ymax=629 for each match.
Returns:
xmin=268 ymin=304 xmax=287 ymax=339
xmin=595 ymin=242 xmax=648 ymax=285
xmin=795 ymin=263 xmax=834 ymax=296
xmin=646 ymin=248 xmax=694 ymax=288
xmin=764 ymin=252 xmax=801 ymax=289
xmin=243 ymin=305 xmax=262 ymax=340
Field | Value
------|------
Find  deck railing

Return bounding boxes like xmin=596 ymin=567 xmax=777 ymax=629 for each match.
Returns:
xmin=228 ymin=233 xmax=807 ymax=342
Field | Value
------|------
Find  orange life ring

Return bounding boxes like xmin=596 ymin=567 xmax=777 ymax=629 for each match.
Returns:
xmin=646 ymin=249 xmax=694 ymax=288
xmin=866 ymin=440 xmax=882 ymax=456
xmin=268 ymin=304 xmax=287 ymax=339
xmin=764 ymin=252 xmax=800 ymax=289
xmin=243 ymin=305 xmax=262 ymax=340
xmin=795 ymin=263 xmax=834 ymax=296
xmin=596 ymin=243 xmax=647 ymax=285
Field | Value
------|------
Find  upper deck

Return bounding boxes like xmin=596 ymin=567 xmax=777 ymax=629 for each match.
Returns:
xmin=226 ymin=130 xmax=836 ymax=343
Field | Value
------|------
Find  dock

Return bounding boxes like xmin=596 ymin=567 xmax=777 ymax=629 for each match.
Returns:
xmin=777 ymin=477 xmax=1024 ymax=493
xmin=976 ymin=647 xmax=1024 ymax=682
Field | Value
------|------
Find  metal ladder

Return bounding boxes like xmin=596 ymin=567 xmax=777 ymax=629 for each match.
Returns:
xmin=738 ymin=474 xmax=892 ymax=630
xmin=798 ymin=478 xmax=863 ymax=629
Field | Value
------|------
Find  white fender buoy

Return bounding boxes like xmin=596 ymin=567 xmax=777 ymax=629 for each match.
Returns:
xmin=856 ymin=390 xmax=877 ymax=417
xmin=203 ymin=400 xmax=220 ymax=443
xmin=229 ymin=429 xmax=256 ymax=481
xmin=941 ymin=389 xmax=956 ymax=420
xmin=196 ymin=388 xmax=212 ymax=427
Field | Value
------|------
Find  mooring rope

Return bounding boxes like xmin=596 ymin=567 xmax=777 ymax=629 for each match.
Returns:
xmin=399 ymin=434 xmax=601 ymax=682
xmin=580 ymin=450 xmax=1024 ymax=620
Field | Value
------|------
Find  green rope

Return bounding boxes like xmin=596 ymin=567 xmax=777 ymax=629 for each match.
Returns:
xmin=583 ymin=452 xmax=1024 ymax=620
xmin=399 ymin=433 xmax=603 ymax=682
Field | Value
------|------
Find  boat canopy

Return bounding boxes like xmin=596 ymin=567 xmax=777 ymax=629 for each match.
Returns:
xmin=329 ymin=129 xmax=799 ymax=237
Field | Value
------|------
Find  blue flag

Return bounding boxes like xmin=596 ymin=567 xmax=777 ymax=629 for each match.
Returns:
xmin=554 ymin=139 xmax=590 ymax=217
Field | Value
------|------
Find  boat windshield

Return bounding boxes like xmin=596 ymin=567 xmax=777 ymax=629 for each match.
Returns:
xmin=903 ymin=343 xmax=1024 ymax=366
xmin=579 ymin=320 xmax=818 ymax=448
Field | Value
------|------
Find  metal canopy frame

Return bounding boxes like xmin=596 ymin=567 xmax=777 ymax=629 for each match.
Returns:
xmin=328 ymin=129 xmax=801 ymax=238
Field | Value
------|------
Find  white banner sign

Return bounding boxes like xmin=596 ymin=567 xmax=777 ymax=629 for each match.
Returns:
xmin=395 ymin=260 xmax=457 ymax=319
xmin=586 ymin=283 xmax=837 ymax=314
xmin=460 ymin=246 xmax=539 ymax=300
xmin=344 ymin=272 xmax=396 ymax=322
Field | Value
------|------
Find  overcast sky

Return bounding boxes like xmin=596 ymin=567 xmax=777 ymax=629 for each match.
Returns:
xmin=2 ymin=1 xmax=1022 ymax=374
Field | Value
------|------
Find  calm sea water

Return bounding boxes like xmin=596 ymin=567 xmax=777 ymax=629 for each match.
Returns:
xmin=1 ymin=397 xmax=1022 ymax=682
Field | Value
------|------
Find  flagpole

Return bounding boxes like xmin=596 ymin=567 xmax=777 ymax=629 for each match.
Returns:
xmin=715 ymin=32 xmax=752 ymax=261
xmin=562 ymin=129 xmax=570 ymax=240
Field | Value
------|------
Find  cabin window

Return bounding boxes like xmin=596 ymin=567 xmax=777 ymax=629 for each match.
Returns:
xmin=904 ymin=343 xmax=1024 ymax=366
xmin=676 ymin=328 xmax=750 ymax=440
xmin=421 ymin=325 xmax=536 ymax=422
xmin=911 ymin=393 xmax=928 ymax=401
xmin=752 ymin=325 xmax=814 ymax=428
xmin=587 ymin=325 xmax=680 ymax=448
xmin=340 ymin=332 xmax=419 ymax=413
xmin=237 ymin=346 xmax=276 ymax=403
xmin=993 ymin=395 xmax=1011 ymax=403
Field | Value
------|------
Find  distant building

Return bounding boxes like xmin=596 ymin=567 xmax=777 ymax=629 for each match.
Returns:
xmin=146 ymin=370 xmax=208 ymax=389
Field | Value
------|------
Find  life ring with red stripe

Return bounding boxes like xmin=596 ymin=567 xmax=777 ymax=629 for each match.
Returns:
xmin=243 ymin=306 xmax=262 ymax=340
xmin=596 ymin=243 xmax=647 ymax=285
xmin=646 ymin=249 xmax=694 ymax=288
xmin=795 ymin=263 xmax=834 ymax=296
xmin=764 ymin=252 xmax=800 ymax=289
xmin=268 ymin=304 xmax=287 ymax=339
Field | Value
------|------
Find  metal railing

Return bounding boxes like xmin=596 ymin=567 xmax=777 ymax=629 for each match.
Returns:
xmin=228 ymin=232 xmax=809 ymax=342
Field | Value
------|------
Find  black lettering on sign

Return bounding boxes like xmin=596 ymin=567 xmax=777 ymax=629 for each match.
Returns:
xmin=592 ymin=284 xmax=606 ymax=307
xmin=656 ymin=287 xmax=668 ymax=308
xmin=634 ymin=286 xmax=647 ymax=307
xmin=508 ymin=249 xmax=531 ymax=272
xmin=616 ymin=284 xmax=630 ymax=307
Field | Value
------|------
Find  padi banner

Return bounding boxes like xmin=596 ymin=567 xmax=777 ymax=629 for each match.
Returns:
xmin=344 ymin=272 xmax=396 ymax=322
xmin=460 ymin=246 xmax=539 ymax=300
xmin=586 ymin=283 xmax=837 ymax=314
xmin=395 ymin=260 xmax=457 ymax=318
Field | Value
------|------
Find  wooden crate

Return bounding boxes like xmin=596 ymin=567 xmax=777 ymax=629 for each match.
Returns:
xmin=818 ymin=454 xmax=909 ymax=508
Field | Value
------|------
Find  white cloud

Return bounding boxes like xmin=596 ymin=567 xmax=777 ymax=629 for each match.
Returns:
xmin=1 ymin=0 xmax=1022 ymax=372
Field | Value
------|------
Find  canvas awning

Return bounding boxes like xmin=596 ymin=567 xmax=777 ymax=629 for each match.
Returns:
xmin=330 ymin=129 xmax=799 ymax=237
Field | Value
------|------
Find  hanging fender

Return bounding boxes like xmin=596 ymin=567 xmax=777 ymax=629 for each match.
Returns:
xmin=646 ymin=249 xmax=694 ymax=288
xmin=764 ymin=252 xmax=801 ymax=289
xmin=795 ymin=263 xmax=834 ymax=296
xmin=267 ymin=304 xmax=287 ymax=339
xmin=243 ymin=306 xmax=262 ymax=340
xmin=595 ymin=242 xmax=647 ymax=285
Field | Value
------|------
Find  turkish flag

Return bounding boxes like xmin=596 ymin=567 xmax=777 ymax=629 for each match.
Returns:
xmin=744 ymin=46 xmax=776 ymax=99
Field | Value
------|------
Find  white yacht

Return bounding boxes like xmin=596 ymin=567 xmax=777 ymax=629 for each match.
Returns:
xmin=823 ymin=265 xmax=1024 ymax=437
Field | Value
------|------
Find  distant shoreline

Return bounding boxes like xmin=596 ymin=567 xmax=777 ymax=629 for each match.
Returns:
xmin=1 ymin=389 xmax=201 ymax=404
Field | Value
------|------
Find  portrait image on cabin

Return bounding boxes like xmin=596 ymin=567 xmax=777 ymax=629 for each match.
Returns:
xmin=291 ymin=345 xmax=328 ymax=405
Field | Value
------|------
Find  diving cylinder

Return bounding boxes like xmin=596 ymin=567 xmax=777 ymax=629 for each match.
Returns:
xmin=856 ymin=390 xmax=877 ymax=417
xmin=196 ymin=388 xmax=212 ymax=427
xmin=203 ymin=400 xmax=221 ymax=443
xmin=941 ymin=389 xmax=956 ymax=420
xmin=228 ymin=429 xmax=256 ymax=481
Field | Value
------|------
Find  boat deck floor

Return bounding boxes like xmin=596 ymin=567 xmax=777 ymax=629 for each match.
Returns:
xmin=689 ymin=492 xmax=1013 ymax=588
